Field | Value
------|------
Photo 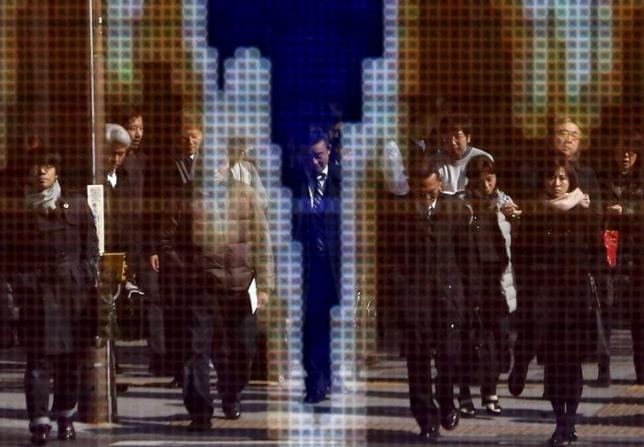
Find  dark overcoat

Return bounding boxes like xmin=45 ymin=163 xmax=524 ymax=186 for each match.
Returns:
xmin=392 ymin=193 xmax=469 ymax=350
xmin=2 ymin=192 xmax=98 ymax=356
xmin=514 ymin=203 xmax=604 ymax=364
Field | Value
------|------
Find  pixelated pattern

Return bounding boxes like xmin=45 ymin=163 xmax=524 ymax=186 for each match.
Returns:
xmin=2 ymin=0 xmax=644 ymax=445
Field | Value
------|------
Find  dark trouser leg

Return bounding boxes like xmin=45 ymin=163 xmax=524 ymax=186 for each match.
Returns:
xmin=435 ymin=329 xmax=459 ymax=412
xmin=51 ymin=352 xmax=80 ymax=419
xmin=138 ymin=266 xmax=165 ymax=359
xmin=182 ymin=307 xmax=215 ymax=420
xmin=480 ymin=324 xmax=500 ymax=398
xmin=213 ymin=294 xmax=256 ymax=404
xmin=405 ymin=329 xmax=438 ymax=430
xmin=302 ymin=256 xmax=334 ymax=395
xmin=632 ymin=311 xmax=644 ymax=381
xmin=24 ymin=356 xmax=52 ymax=427
xmin=302 ymin=300 xmax=331 ymax=395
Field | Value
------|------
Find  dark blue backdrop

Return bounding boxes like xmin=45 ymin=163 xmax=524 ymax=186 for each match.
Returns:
xmin=207 ymin=0 xmax=383 ymax=149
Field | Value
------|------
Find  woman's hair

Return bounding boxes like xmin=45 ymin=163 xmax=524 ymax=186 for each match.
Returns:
xmin=540 ymin=157 xmax=579 ymax=192
xmin=26 ymin=149 xmax=61 ymax=171
xmin=618 ymin=127 xmax=643 ymax=154
xmin=465 ymin=155 xmax=496 ymax=180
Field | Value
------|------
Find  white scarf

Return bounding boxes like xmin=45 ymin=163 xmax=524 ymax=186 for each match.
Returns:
xmin=544 ymin=187 xmax=589 ymax=211
xmin=25 ymin=180 xmax=61 ymax=210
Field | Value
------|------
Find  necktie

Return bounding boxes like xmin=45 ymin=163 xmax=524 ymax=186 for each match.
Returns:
xmin=312 ymin=173 xmax=327 ymax=253
xmin=185 ymin=155 xmax=194 ymax=175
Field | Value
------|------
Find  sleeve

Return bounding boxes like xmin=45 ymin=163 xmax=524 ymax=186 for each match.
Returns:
xmin=381 ymin=140 xmax=410 ymax=196
xmin=251 ymin=189 xmax=275 ymax=294
xmin=80 ymin=197 xmax=100 ymax=286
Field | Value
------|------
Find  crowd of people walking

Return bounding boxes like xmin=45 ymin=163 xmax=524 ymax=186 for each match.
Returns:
xmin=0 ymin=109 xmax=642 ymax=446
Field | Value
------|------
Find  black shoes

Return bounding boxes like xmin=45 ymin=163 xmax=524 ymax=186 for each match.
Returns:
xmin=482 ymin=397 xmax=503 ymax=416
xmin=222 ymin=400 xmax=241 ymax=420
xmin=458 ymin=399 xmax=476 ymax=418
xmin=418 ymin=425 xmax=440 ymax=443
xmin=440 ymin=408 xmax=460 ymax=431
xmin=30 ymin=424 xmax=51 ymax=446
xmin=509 ymin=361 xmax=528 ymax=396
xmin=546 ymin=425 xmax=567 ymax=446
xmin=57 ymin=418 xmax=76 ymax=441
xmin=303 ymin=390 xmax=327 ymax=404
xmin=594 ymin=365 xmax=611 ymax=387
xmin=188 ymin=417 xmax=212 ymax=432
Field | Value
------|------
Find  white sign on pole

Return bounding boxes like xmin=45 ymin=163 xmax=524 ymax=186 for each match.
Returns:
xmin=87 ymin=184 xmax=105 ymax=254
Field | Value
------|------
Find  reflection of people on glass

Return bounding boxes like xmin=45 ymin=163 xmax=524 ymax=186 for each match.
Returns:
xmin=215 ymin=136 xmax=267 ymax=209
xmin=291 ymin=128 xmax=342 ymax=404
xmin=600 ymin=128 xmax=644 ymax=386
xmin=2 ymin=150 xmax=98 ymax=446
xmin=514 ymin=158 xmax=603 ymax=446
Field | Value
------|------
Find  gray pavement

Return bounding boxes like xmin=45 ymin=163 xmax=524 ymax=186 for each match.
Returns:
xmin=0 ymin=330 xmax=643 ymax=446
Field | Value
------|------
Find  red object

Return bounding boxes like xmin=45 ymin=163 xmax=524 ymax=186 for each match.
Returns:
xmin=603 ymin=230 xmax=620 ymax=268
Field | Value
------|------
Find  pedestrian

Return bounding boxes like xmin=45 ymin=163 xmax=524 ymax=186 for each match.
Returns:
xmin=514 ymin=158 xmax=604 ymax=446
xmin=1 ymin=150 xmax=99 ymax=445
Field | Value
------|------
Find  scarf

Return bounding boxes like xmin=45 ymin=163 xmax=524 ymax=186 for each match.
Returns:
xmin=544 ymin=187 xmax=589 ymax=211
xmin=25 ymin=180 xmax=61 ymax=211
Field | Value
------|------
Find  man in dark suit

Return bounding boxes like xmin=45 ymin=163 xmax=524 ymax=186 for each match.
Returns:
xmin=150 ymin=122 xmax=204 ymax=384
xmin=393 ymin=162 xmax=467 ymax=441
xmin=115 ymin=111 xmax=166 ymax=375
xmin=290 ymin=128 xmax=342 ymax=403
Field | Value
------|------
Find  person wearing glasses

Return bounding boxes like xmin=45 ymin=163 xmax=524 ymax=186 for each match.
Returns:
xmin=428 ymin=114 xmax=494 ymax=196
xmin=600 ymin=127 xmax=644 ymax=385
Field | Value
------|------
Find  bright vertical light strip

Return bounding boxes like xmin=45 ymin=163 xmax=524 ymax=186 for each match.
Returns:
xmin=524 ymin=0 xmax=551 ymax=110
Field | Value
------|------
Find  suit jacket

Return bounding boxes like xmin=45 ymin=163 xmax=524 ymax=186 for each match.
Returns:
xmin=104 ymin=163 xmax=143 ymax=256
xmin=393 ymin=193 xmax=469 ymax=337
xmin=291 ymin=163 xmax=342 ymax=304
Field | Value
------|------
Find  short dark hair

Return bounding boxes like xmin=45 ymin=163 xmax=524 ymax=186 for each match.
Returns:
xmin=118 ymin=108 xmax=143 ymax=127
xmin=465 ymin=155 xmax=496 ymax=180
xmin=26 ymin=149 xmax=62 ymax=174
xmin=618 ymin=127 xmax=643 ymax=153
xmin=438 ymin=113 xmax=473 ymax=137
xmin=417 ymin=160 xmax=443 ymax=182
xmin=305 ymin=126 xmax=329 ymax=149
xmin=540 ymin=157 xmax=578 ymax=192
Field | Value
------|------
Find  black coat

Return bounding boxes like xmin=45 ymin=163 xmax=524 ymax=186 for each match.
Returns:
xmin=514 ymin=203 xmax=604 ymax=364
xmin=463 ymin=195 xmax=510 ymax=321
xmin=2 ymin=192 xmax=99 ymax=355
xmin=392 ymin=194 xmax=469 ymax=342
xmin=600 ymin=167 xmax=644 ymax=274
xmin=291 ymin=163 xmax=342 ymax=304
xmin=104 ymin=163 xmax=143 ymax=256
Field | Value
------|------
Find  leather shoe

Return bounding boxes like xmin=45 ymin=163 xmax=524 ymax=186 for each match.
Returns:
xmin=440 ymin=408 xmax=459 ymax=431
xmin=30 ymin=424 xmax=51 ymax=446
xmin=57 ymin=418 xmax=76 ymax=441
xmin=546 ymin=426 xmax=567 ymax=446
xmin=303 ymin=391 xmax=327 ymax=404
xmin=187 ymin=417 xmax=212 ymax=432
xmin=482 ymin=398 xmax=503 ymax=416
xmin=459 ymin=400 xmax=476 ymax=418
xmin=222 ymin=401 xmax=241 ymax=420
xmin=508 ymin=361 xmax=528 ymax=396
xmin=418 ymin=425 xmax=440 ymax=442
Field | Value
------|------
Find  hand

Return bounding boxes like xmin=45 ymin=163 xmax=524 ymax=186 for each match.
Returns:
xmin=606 ymin=204 xmax=623 ymax=215
xmin=150 ymin=254 xmax=160 ymax=272
xmin=257 ymin=291 xmax=269 ymax=310
xmin=501 ymin=202 xmax=522 ymax=218
xmin=581 ymin=194 xmax=591 ymax=208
